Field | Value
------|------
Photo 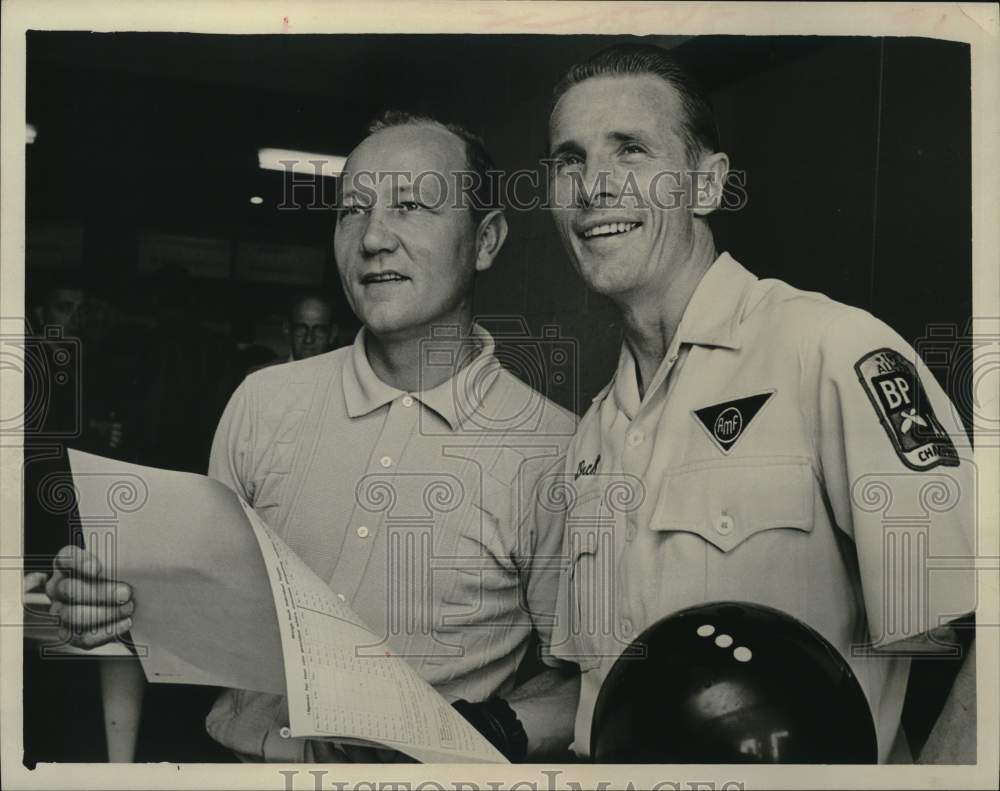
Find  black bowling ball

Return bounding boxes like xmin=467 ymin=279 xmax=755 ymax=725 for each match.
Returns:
xmin=591 ymin=601 xmax=877 ymax=763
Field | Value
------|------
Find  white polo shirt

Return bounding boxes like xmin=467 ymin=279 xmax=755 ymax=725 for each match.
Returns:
xmin=206 ymin=324 xmax=576 ymax=761
xmin=545 ymin=253 xmax=976 ymax=763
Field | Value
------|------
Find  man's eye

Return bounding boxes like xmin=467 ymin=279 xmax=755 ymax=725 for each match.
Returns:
xmin=397 ymin=201 xmax=421 ymax=212
xmin=556 ymin=153 xmax=584 ymax=169
xmin=621 ymin=143 xmax=646 ymax=156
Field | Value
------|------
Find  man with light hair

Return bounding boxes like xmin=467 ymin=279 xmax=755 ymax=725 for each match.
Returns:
xmin=46 ymin=110 xmax=579 ymax=762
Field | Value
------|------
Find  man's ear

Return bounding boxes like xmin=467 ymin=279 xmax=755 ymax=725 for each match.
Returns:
xmin=474 ymin=210 xmax=509 ymax=273
xmin=692 ymin=151 xmax=730 ymax=217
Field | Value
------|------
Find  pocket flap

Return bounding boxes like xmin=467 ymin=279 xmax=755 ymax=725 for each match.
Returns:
xmin=649 ymin=457 xmax=814 ymax=553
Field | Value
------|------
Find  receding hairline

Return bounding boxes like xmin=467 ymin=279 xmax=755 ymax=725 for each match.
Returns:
xmin=548 ymin=73 xmax=694 ymax=148
xmin=346 ymin=120 xmax=471 ymax=173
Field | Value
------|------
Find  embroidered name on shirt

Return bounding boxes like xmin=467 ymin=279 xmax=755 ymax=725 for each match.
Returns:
xmin=854 ymin=348 xmax=959 ymax=470
xmin=575 ymin=454 xmax=601 ymax=479
xmin=692 ymin=391 xmax=775 ymax=455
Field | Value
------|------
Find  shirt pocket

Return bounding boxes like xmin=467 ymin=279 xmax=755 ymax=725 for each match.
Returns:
xmin=648 ymin=456 xmax=815 ymax=553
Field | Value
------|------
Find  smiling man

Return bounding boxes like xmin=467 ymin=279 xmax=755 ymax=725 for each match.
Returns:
xmin=46 ymin=111 xmax=578 ymax=762
xmin=539 ymin=44 xmax=977 ymax=763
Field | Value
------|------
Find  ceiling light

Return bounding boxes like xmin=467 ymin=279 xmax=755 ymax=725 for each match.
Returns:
xmin=257 ymin=147 xmax=345 ymax=177
xmin=249 ymin=195 xmax=264 ymax=205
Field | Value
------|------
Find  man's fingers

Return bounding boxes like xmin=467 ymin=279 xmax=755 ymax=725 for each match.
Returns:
xmin=55 ymin=601 xmax=135 ymax=629
xmin=44 ymin=567 xmax=65 ymax=600
xmin=53 ymin=545 xmax=103 ymax=578
xmin=51 ymin=575 xmax=132 ymax=606
xmin=69 ymin=616 xmax=133 ymax=650
xmin=23 ymin=572 xmax=48 ymax=594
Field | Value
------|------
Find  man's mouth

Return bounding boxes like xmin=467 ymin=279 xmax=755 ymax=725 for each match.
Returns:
xmin=361 ymin=271 xmax=409 ymax=285
xmin=580 ymin=222 xmax=642 ymax=239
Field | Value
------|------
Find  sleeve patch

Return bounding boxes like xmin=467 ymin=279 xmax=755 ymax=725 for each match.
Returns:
xmin=854 ymin=348 xmax=959 ymax=471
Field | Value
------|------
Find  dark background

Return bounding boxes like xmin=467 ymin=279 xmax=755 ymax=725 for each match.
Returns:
xmin=23 ymin=32 xmax=972 ymax=763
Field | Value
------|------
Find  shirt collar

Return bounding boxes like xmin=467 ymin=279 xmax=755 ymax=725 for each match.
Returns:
xmin=606 ymin=252 xmax=757 ymax=416
xmin=342 ymin=323 xmax=502 ymax=431
xmin=675 ymin=251 xmax=756 ymax=351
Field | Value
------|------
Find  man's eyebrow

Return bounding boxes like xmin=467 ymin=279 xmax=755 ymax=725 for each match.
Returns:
xmin=548 ymin=140 xmax=584 ymax=159
xmin=609 ymin=130 xmax=650 ymax=144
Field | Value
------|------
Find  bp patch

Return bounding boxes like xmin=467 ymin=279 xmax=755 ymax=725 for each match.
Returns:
xmin=692 ymin=391 xmax=774 ymax=455
xmin=854 ymin=348 xmax=959 ymax=470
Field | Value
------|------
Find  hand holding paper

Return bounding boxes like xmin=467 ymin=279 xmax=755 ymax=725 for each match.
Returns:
xmin=46 ymin=545 xmax=135 ymax=649
xmin=65 ymin=449 xmax=508 ymax=763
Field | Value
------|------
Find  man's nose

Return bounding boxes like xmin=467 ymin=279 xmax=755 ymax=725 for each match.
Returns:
xmin=360 ymin=212 xmax=399 ymax=256
xmin=578 ymin=157 xmax=621 ymax=210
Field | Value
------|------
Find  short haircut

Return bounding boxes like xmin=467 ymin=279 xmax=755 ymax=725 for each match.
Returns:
xmin=287 ymin=291 xmax=334 ymax=323
xmin=365 ymin=110 xmax=500 ymax=222
xmin=551 ymin=43 xmax=720 ymax=165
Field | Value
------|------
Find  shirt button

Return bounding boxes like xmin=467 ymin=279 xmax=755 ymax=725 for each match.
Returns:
xmin=336 ymin=593 xmax=346 ymax=602
xmin=357 ymin=526 xmax=370 ymax=539
xmin=627 ymin=431 xmax=644 ymax=447
xmin=278 ymin=726 xmax=291 ymax=739
xmin=402 ymin=396 xmax=414 ymax=407
xmin=715 ymin=514 xmax=734 ymax=536
xmin=380 ymin=455 xmax=393 ymax=468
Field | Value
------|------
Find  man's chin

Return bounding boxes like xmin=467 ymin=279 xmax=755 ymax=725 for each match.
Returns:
xmin=361 ymin=312 xmax=419 ymax=340
xmin=575 ymin=257 xmax=640 ymax=298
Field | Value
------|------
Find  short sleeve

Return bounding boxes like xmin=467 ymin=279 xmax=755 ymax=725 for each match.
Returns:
xmin=208 ymin=377 xmax=256 ymax=503
xmin=521 ymin=449 xmax=582 ymax=671
xmin=516 ymin=452 xmax=571 ymax=660
xmin=806 ymin=307 xmax=977 ymax=648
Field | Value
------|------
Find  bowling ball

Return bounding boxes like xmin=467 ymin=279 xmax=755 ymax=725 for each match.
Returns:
xmin=591 ymin=601 xmax=877 ymax=763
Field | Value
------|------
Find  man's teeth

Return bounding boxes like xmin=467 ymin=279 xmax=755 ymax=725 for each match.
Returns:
xmin=366 ymin=273 xmax=406 ymax=283
xmin=583 ymin=222 xmax=639 ymax=239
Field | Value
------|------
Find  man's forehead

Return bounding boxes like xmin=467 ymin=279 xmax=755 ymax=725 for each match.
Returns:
xmin=294 ymin=299 xmax=332 ymax=321
xmin=549 ymin=74 xmax=684 ymax=143
xmin=342 ymin=123 xmax=466 ymax=185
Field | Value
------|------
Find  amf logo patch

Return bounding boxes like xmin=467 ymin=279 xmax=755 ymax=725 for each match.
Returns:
xmin=854 ymin=348 xmax=959 ymax=470
xmin=692 ymin=391 xmax=774 ymax=454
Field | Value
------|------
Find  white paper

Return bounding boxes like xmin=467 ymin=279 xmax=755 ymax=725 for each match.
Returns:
xmin=67 ymin=449 xmax=507 ymax=763
xmin=240 ymin=500 xmax=508 ymax=764
xmin=67 ymin=449 xmax=286 ymax=694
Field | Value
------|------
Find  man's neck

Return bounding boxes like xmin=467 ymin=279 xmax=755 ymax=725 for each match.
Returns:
xmin=365 ymin=313 xmax=481 ymax=394
xmin=619 ymin=228 xmax=718 ymax=399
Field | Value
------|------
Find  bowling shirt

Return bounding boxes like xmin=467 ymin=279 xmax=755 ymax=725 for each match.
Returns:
xmin=205 ymin=324 xmax=576 ymax=761
xmin=544 ymin=253 xmax=977 ymax=763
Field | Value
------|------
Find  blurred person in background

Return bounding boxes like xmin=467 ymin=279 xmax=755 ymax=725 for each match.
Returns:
xmin=243 ymin=291 xmax=342 ymax=377
xmin=285 ymin=291 xmax=340 ymax=361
